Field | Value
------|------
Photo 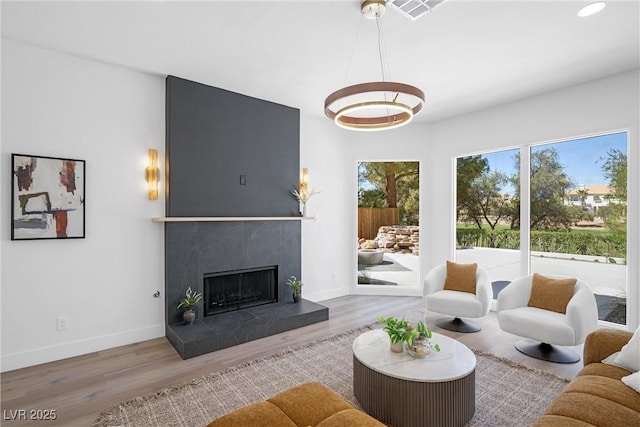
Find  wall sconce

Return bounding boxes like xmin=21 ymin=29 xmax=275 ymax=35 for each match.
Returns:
xmin=146 ymin=149 xmax=160 ymax=200
xmin=300 ymin=167 xmax=309 ymax=191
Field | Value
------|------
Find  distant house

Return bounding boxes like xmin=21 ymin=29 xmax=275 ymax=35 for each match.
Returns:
xmin=566 ymin=184 xmax=622 ymax=212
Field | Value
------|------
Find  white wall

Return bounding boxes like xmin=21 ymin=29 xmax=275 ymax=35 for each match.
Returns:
xmin=299 ymin=113 xmax=354 ymax=301
xmin=1 ymin=40 xmax=166 ymax=372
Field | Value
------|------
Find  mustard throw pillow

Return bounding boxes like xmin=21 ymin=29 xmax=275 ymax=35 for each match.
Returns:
xmin=527 ymin=273 xmax=576 ymax=314
xmin=443 ymin=261 xmax=477 ymax=294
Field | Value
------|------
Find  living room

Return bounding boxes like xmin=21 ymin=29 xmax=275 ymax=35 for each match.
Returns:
xmin=1 ymin=1 xmax=639 ymax=426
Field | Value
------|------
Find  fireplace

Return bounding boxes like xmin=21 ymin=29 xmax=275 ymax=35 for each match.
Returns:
xmin=204 ymin=265 xmax=278 ymax=316
xmin=165 ymin=221 xmax=328 ymax=359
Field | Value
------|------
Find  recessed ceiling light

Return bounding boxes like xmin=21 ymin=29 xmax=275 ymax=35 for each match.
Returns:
xmin=577 ymin=2 xmax=607 ymax=18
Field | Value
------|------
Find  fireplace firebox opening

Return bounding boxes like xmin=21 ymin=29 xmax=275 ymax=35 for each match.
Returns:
xmin=204 ymin=265 xmax=278 ymax=317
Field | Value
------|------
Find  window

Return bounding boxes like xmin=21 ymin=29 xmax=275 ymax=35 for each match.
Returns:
xmin=456 ymin=132 xmax=628 ymax=325
xmin=455 ymin=149 xmax=520 ymax=299
xmin=529 ymin=133 xmax=627 ymax=325
xmin=357 ymin=161 xmax=420 ymax=287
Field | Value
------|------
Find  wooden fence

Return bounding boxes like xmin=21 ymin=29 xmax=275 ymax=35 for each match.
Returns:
xmin=358 ymin=207 xmax=400 ymax=240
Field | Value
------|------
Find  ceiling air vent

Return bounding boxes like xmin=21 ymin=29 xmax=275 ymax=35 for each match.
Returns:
xmin=386 ymin=0 xmax=450 ymax=21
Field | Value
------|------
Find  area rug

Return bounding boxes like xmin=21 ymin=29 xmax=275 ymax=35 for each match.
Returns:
xmin=94 ymin=324 xmax=569 ymax=427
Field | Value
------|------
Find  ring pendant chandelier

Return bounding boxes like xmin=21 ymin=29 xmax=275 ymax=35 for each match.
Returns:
xmin=324 ymin=0 xmax=425 ymax=131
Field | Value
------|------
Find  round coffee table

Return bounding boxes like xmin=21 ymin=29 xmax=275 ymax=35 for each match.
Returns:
xmin=353 ymin=329 xmax=476 ymax=427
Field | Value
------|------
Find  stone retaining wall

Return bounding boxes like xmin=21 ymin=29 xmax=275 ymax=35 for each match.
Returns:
xmin=358 ymin=225 xmax=419 ymax=255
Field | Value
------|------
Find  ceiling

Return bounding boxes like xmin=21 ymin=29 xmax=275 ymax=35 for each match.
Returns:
xmin=2 ymin=0 xmax=639 ymax=123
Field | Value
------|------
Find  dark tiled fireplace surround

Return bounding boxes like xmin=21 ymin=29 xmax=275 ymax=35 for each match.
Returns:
xmin=165 ymin=221 xmax=328 ymax=359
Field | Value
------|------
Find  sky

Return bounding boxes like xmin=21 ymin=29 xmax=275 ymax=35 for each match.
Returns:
xmin=482 ymin=131 xmax=627 ymax=189
xmin=358 ymin=132 xmax=627 ymax=193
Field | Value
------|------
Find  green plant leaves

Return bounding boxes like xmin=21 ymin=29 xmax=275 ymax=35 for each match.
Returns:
xmin=177 ymin=286 xmax=203 ymax=310
xmin=377 ymin=316 xmax=439 ymax=351
xmin=287 ymin=276 xmax=303 ymax=292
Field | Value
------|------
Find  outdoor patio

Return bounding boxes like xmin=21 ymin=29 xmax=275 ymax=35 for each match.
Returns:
xmin=357 ymin=247 xmax=627 ymax=324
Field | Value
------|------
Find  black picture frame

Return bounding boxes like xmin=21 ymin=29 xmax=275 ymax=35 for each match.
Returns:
xmin=11 ymin=153 xmax=86 ymax=240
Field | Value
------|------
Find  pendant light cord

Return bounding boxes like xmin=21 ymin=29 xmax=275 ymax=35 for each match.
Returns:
xmin=343 ymin=17 xmax=364 ymax=89
xmin=376 ymin=16 xmax=393 ymax=117
xmin=376 ymin=17 xmax=386 ymax=82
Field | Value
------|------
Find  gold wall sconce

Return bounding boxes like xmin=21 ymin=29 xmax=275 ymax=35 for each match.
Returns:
xmin=300 ymin=167 xmax=309 ymax=191
xmin=146 ymin=149 xmax=160 ymax=200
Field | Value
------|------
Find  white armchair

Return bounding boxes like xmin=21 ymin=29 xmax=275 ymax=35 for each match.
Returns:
xmin=496 ymin=274 xmax=598 ymax=363
xmin=423 ymin=263 xmax=492 ymax=333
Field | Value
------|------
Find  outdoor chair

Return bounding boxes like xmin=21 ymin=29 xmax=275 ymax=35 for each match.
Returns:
xmin=496 ymin=273 xmax=598 ymax=363
xmin=423 ymin=262 xmax=492 ymax=333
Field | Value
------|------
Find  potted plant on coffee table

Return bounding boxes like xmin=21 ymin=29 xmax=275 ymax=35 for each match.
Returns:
xmin=177 ymin=286 xmax=203 ymax=325
xmin=378 ymin=316 xmax=442 ymax=355
xmin=405 ymin=321 xmax=441 ymax=358
xmin=377 ymin=316 xmax=411 ymax=353
xmin=287 ymin=276 xmax=303 ymax=303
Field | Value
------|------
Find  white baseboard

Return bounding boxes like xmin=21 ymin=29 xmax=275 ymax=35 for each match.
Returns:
xmin=350 ymin=286 xmax=423 ymax=297
xmin=305 ymin=287 xmax=351 ymax=303
xmin=307 ymin=285 xmax=423 ymax=301
xmin=0 ymin=323 xmax=165 ymax=372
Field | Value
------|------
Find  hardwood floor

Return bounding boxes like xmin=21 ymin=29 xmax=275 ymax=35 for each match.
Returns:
xmin=1 ymin=295 xmax=585 ymax=427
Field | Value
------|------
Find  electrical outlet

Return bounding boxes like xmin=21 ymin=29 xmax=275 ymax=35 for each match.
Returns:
xmin=56 ymin=316 xmax=68 ymax=331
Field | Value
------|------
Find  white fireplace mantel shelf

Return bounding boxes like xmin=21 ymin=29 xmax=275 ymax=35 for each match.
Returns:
xmin=152 ymin=216 xmax=316 ymax=222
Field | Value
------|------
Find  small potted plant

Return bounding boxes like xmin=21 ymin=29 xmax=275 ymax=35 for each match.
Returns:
xmin=378 ymin=316 xmax=441 ymax=355
xmin=287 ymin=276 xmax=303 ymax=303
xmin=405 ymin=321 xmax=441 ymax=358
xmin=177 ymin=286 xmax=203 ymax=325
xmin=377 ymin=316 xmax=411 ymax=353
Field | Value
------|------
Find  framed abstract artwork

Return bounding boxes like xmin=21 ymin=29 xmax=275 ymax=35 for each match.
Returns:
xmin=11 ymin=154 xmax=86 ymax=240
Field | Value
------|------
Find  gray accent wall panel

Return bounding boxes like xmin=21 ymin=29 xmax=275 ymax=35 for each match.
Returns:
xmin=163 ymin=76 xmax=319 ymax=360
xmin=166 ymin=75 xmax=300 ymax=217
